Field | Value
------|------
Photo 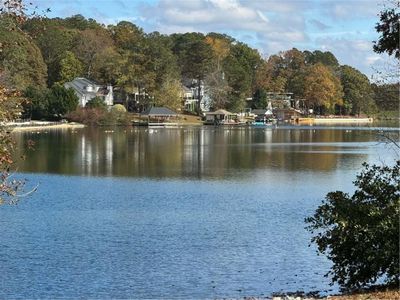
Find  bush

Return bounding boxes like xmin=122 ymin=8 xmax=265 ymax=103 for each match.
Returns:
xmin=86 ymin=97 xmax=107 ymax=109
xmin=306 ymin=161 xmax=400 ymax=291
xmin=67 ymin=107 xmax=105 ymax=126
xmin=67 ymin=106 xmax=130 ymax=126
xmin=111 ymin=104 xmax=127 ymax=113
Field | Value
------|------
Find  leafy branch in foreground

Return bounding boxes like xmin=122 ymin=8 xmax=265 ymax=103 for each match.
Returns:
xmin=373 ymin=1 xmax=400 ymax=59
xmin=0 ymin=84 xmax=36 ymax=204
xmin=305 ymin=161 xmax=400 ymax=291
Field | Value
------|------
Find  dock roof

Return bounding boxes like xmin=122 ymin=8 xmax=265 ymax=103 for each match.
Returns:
xmin=141 ymin=107 xmax=178 ymax=116
xmin=205 ymin=109 xmax=235 ymax=115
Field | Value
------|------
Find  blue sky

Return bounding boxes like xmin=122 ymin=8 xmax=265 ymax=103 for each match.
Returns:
xmin=32 ymin=0 xmax=392 ymax=79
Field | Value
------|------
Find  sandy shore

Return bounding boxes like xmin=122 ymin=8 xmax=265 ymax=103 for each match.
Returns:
xmin=7 ymin=122 xmax=85 ymax=132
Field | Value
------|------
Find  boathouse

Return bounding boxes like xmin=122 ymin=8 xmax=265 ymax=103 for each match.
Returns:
xmin=140 ymin=107 xmax=178 ymax=125
xmin=204 ymin=109 xmax=236 ymax=125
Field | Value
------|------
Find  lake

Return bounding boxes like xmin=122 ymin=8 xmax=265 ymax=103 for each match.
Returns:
xmin=1 ymin=125 xmax=398 ymax=299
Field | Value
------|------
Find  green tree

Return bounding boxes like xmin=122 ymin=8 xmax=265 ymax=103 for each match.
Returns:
xmin=373 ymin=3 xmax=400 ymax=58
xmin=116 ymin=49 xmax=155 ymax=109
xmin=372 ymin=83 xmax=399 ymax=111
xmin=91 ymin=47 xmax=123 ymax=85
xmin=24 ymin=19 xmax=77 ymax=85
xmin=144 ymin=32 xmax=180 ymax=97
xmin=304 ymin=50 xmax=339 ymax=67
xmin=252 ymin=88 xmax=268 ymax=109
xmin=224 ymin=42 xmax=261 ymax=112
xmin=306 ymin=162 xmax=400 ymax=291
xmin=281 ymin=49 xmax=307 ymax=96
xmin=340 ymin=65 xmax=376 ymax=115
xmin=46 ymin=84 xmax=78 ymax=119
xmin=59 ymin=51 xmax=83 ymax=84
xmin=23 ymin=86 xmax=48 ymax=120
xmin=172 ymin=33 xmax=214 ymax=113
xmin=152 ymin=79 xmax=182 ymax=111
xmin=110 ymin=25 xmax=153 ymax=109
xmin=111 ymin=21 xmax=144 ymax=51
xmin=74 ymin=28 xmax=113 ymax=77
xmin=63 ymin=14 xmax=101 ymax=30
xmin=0 ymin=16 xmax=47 ymax=90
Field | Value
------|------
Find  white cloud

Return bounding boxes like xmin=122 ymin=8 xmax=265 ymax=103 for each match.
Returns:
xmin=139 ymin=0 xmax=306 ymax=43
xmin=316 ymin=37 xmax=384 ymax=78
xmin=365 ymin=55 xmax=382 ymax=66
xmin=319 ymin=0 xmax=381 ymax=20
xmin=242 ymin=0 xmax=310 ymax=13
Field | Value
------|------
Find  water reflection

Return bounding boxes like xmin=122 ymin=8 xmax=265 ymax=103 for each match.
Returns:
xmin=13 ymin=126 xmax=383 ymax=178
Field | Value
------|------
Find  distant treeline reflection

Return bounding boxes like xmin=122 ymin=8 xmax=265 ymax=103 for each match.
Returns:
xmin=13 ymin=127 xmax=371 ymax=178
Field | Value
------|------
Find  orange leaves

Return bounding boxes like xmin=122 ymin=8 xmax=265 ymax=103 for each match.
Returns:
xmin=303 ymin=63 xmax=343 ymax=110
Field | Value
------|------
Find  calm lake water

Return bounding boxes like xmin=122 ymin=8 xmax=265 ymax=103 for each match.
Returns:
xmin=1 ymin=125 xmax=398 ymax=299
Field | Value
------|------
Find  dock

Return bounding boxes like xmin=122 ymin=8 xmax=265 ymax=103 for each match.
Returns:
xmin=294 ymin=117 xmax=373 ymax=125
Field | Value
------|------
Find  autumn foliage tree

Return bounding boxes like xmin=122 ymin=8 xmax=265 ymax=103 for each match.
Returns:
xmin=0 ymin=0 xmax=42 ymax=204
xmin=303 ymin=63 xmax=343 ymax=114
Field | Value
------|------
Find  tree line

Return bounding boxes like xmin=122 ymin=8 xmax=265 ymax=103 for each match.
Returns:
xmin=0 ymin=13 xmax=397 ymax=118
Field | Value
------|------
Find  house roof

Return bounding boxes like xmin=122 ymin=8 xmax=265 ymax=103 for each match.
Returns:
xmin=141 ymin=107 xmax=178 ymax=116
xmin=65 ymin=77 xmax=99 ymax=93
xmin=252 ymin=109 xmax=273 ymax=115
xmin=205 ymin=109 xmax=234 ymax=115
xmin=182 ymin=86 xmax=192 ymax=93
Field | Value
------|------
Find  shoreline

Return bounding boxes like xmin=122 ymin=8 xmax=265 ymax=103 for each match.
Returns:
xmin=295 ymin=117 xmax=374 ymax=125
xmin=7 ymin=122 xmax=86 ymax=132
xmin=244 ymin=289 xmax=400 ymax=300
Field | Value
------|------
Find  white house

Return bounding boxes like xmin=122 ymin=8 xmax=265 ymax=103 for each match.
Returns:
xmin=64 ymin=78 xmax=113 ymax=107
xmin=181 ymin=79 xmax=211 ymax=113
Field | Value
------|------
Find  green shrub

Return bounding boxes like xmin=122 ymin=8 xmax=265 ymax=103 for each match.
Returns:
xmin=86 ymin=97 xmax=107 ymax=109
xmin=306 ymin=161 xmax=400 ymax=291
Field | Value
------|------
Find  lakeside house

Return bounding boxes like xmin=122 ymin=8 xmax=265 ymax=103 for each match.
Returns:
xmin=64 ymin=78 xmax=114 ymax=107
xmin=181 ymin=79 xmax=211 ymax=113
